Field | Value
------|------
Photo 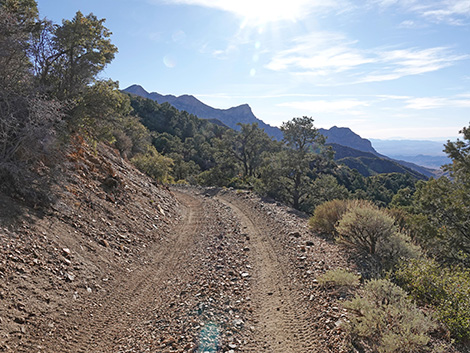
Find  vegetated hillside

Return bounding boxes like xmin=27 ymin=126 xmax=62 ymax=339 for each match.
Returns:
xmin=124 ymin=84 xmax=284 ymax=140
xmin=124 ymin=84 xmax=438 ymax=179
xmin=329 ymin=143 xmax=428 ymax=179
xmin=126 ymin=94 xmax=427 ymax=211
xmin=320 ymin=126 xmax=377 ymax=154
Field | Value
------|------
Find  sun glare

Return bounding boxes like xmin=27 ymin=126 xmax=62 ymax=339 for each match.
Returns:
xmin=172 ymin=0 xmax=331 ymax=26
xmin=206 ymin=0 xmax=317 ymax=26
xmin=237 ymin=0 xmax=305 ymax=24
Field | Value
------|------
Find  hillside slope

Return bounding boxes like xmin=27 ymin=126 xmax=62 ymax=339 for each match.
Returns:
xmin=329 ymin=143 xmax=428 ymax=179
xmin=124 ymin=84 xmax=284 ymax=140
xmin=0 ymin=140 xmax=181 ymax=351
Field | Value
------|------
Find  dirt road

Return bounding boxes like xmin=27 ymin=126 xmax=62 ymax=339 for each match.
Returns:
xmin=1 ymin=186 xmax=351 ymax=352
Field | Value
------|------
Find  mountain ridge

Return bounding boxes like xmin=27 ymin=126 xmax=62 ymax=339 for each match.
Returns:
xmin=124 ymin=84 xmax=284 ymax=140
xmin=123 ymin=84 xmax=437 ymax=178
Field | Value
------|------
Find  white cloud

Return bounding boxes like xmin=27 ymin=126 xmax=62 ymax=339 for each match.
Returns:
xmin=422 ymin=1 xmax=470 ymax=24
xmin=405 ymin=96 xmax=470 ymax=109
xmin=266 ymin=32 xmax=469 ymax=84
xmin=404 ymin=97 xmax=449 ymax=109
xmin=371 ymin=0 xmax=470 ymax=25
xmin=360 ymin=47 xmax=469 ymax=83
xmin=211 ymin=44 xmax=239 ymax=59
xmin=266 ymin=32 xmax=374 ymax=77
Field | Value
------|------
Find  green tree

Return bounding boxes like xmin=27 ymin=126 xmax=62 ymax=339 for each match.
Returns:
xmin=36 ymin=11 xmax=117 ymax=99
xmin=444 ymin=124 xmax=470 ymax=182
xmin=412 ymin=125 xmax=470 ymax=264
xmin=0 ymin=0 xmax=38 ymax=91
xmin=0 ymin=0 xmax=38 ymax=25
xmin=309 ymin=174 xmax=349 ymax=210
xmin=279 ymin=116 xmax=326 ymax=210
xmin=221 ymin=123 xmax=276 ymax=178
xmin=131 ymin=145 xmax=173 ymax=183
xmin=69 ymin=80 xmax=131 ymax=141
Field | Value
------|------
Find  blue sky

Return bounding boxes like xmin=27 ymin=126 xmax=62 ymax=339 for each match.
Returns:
xmin=37 ymin=0 xmax=470 ymax=140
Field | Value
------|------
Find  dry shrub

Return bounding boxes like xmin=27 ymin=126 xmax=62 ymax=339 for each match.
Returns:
xmin=309 ymin=199 xmax=375 ymax=236
xmin=335 ymin=203 xmax=421 ymax=276
xmin=318 ymin=268 xmax=360 ymax=288
xmin=345 ymin=279 xmax=440 ymax=353
xmin=336 ymin=204 xmax=397 ymax=255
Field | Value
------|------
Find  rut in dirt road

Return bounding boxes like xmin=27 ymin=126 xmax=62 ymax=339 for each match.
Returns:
xmin=217 ymin=194 xmax=319 ymax=353
xmin=36 ymin=192 xmax=205 ymax=352
xmin=81 ymin=192 xmax=204 ymax=352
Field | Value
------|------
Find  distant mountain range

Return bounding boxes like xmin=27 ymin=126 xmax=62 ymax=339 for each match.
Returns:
xmin=123 ymin=84 xmax=440 ymax=179
xmin=370 ymin=139 xmax=450 ymax=169
xmin=124 ymin=84 xmax=284 ymax=140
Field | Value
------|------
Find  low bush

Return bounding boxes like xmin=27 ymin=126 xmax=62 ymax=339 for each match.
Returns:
xmin=379 ymin=231 xmax=422 ymax=273
xmin=396 ymin=258 xmax=470 ymax=341
xmin=335 ymin=204 xmax=421 ymax=276
xmin=309 ymin=199 xmax=375 ymax=236
xmin=309 ymin=199 xmax=350 ymax=235
xmin=345 ymin=279 xmax=438 ymax=353
xmin=336 ymin=204 xmax=397 ymax=256
xmin=318 ymin=268 xmax=360 ymax=288
xmin=131 ymin=146 xmax=174 ymax=183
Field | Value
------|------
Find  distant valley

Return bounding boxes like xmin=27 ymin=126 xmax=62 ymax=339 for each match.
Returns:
xmin=370 ymin=139 xmax=450 ymax=169
xmin=124 ymin=85 xmax=442 ymax=178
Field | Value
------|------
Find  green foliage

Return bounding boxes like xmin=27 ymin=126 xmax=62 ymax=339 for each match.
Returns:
xmin=414 ymin=176 xmax=470 ymax=264
xmin=281 ymin=116 xmax=324 ymax=152
xmin=443 ymin=125 xmax=470 ymax=183
xmin=70 ymin=80 xmax=132 ymax=140
xmin=408 ymin=125 xmax=470 ymax=265
xmin=0 ymin=0 xmax=39 ymax=92
xmin=379 ymin=231 xmax=422 ymax=273
xmin=130 ymin=95 xmax=222 ymax=176
xmin=389 ymin=187 xmax=414 ymax=210
xmin=309 ymin=174 xmax=350 ymax=210
xmin=318 ymin=268 xmax=360 ymax=288
xmin=219 ymin=123 xmax=277 ymax=178
xmin=335 ymin=203 xmax=421 ymax=275
xmin=196 ymin=163 xmax=237 ymax=187
xmin=396 ymin=258 xmax=470 ymax=341
xmin=345 ymin=279 xmax=438 ymax=353
xmin=167 ymin=152 xmax=200 ymax=182
xmin=131 ymin=146 xmax=173 ymax=183
xmin=0 ymin=0 xmax=38 ymax=22
xmin=112 ymin=114 xmax=152 ymax=158
xmin=255 ymin=116 xmax=332 ymax=211
xmin=36 ymin=11 xmax=117 ymax=99
xmin=280 ymin=116 xmax=325 ymax=210
xmin=336 ymin=204 xmax=397 ymax=255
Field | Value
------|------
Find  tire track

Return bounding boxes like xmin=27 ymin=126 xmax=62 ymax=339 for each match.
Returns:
xmin=217 ymin=195 xmax=312 ymax=352
xmin=44 ymin=192 xmax=204 ymax=352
